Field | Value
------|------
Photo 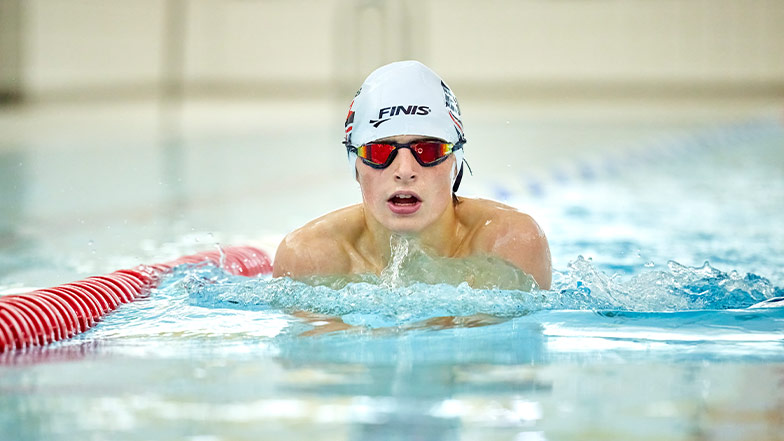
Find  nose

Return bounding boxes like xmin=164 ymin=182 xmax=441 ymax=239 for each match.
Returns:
xmin=392 ymin=148 xmax=419 ymax=182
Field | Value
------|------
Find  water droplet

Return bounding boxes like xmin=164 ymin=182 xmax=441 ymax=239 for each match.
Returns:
xmin=87 ymin=240 xmax=94 ymax=246
xmin=645 ymin=261 xmax=655 ymax=268
xmin=216 ymin=243 xmax=226 ymax=269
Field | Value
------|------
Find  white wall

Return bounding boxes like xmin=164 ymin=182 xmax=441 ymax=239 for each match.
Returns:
xmin=183 ymin=0 xmax=335 ymax=90
xmin=11 ymin=0 xmax=784 ymax=101
xmin=22 ymin=0 xmax=166 ymax=98
xmin=428 ymin=0 xmax=784 ymax=84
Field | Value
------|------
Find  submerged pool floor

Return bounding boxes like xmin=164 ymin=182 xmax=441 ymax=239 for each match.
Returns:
xmin=1 ymin=101 xmax=783 ymax=440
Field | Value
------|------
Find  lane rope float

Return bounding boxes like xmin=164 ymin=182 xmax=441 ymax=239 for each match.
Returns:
xmin=0 ymin=245 xmax=273 ymax=353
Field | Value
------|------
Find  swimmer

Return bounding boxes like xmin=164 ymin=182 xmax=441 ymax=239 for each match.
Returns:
xmin=273 ymin=60 xmax=551 ymax=290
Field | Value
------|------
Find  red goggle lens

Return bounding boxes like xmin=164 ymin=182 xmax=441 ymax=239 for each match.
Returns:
xmin=357 ymin=141 xmax=454 ymax=168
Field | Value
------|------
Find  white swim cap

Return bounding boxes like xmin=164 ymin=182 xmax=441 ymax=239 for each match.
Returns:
xmin=343 ymin=60 xmax=467 ymax=191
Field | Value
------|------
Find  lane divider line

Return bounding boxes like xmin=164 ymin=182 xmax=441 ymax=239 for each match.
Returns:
xmin=0 ymin=245 xmax=273 ymax=353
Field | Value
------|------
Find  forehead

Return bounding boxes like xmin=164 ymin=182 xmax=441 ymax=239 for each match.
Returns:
xmin=373 ymin=135 xmax=445 ymax=144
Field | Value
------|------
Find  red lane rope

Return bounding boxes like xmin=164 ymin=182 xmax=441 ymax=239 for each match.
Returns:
xmin=0 ymin=245 xmax=273 ymax=353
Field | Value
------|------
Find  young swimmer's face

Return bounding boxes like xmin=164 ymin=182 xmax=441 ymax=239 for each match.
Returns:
xmin=356 ymin=135 xmax=455 ymax=233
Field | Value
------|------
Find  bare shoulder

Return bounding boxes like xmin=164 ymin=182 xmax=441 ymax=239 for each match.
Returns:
xmin=458 ymin=198 xmax=552 ymax=289
xmin=457 ymin=197 xmax=542 ymax=237
xmin=272 ymin=205 xmax=363 ymax=278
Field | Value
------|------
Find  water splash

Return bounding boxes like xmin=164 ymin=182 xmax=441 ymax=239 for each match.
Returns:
xmin=379 ymin=234 xmax=410 ymax=288
xmin=379 ymin=235 xmax=536 ymax=291
xmin=552 ymin=256 xmax=778 ymax=310
xmin=294 ymin=235 xmax=536 ymax=291
xmin=216 ymin=242 xmax=226 ymax=270
xmin=170 ymin=256 xmax=781 ymax=329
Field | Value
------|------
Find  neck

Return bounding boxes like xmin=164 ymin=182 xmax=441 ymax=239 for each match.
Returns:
xmin=359 ymin=203 xmax=464 ymax=271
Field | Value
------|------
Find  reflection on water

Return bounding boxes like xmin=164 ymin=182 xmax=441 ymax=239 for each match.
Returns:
xmin=0 ymin=149 xmax=38 ymax=284
xmin=1 ymin=334 xmax=782 ymax=441
xmin=0 ymin=150 xmax=26 ymax=236
xmin=3 ymin=250 xmax=781 ymax=439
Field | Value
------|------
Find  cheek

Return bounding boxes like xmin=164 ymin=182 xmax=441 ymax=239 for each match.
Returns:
xmin=357 ymin=170 xmax=381 ymax=204
xmin=430 ymin=163 xmax=455 ymax=193
xmin=360 ymin=182 xmax=375 ymax=205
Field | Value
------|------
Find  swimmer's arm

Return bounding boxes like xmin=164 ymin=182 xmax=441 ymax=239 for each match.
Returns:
xmin=510 ymin=231 xmax=552 ymax=290
xmin=271 ymin=237 xmax=304 ymax=278
xmin=478 ymin=213 xmax=552 ymax=290
xmin=272 ymin=231 xmax=350 ymax=279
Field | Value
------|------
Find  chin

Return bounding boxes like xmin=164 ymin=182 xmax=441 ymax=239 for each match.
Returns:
xmin=382 ymin=217 xmax=428 ymax=234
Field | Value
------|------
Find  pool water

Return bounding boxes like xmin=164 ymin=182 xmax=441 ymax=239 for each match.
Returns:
xmin=1 ymin=105 xmax=783 ymax=440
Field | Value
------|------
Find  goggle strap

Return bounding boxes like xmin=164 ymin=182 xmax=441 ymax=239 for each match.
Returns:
xmin=452 ymin=157 xmax=471 ymax=194
xmin=452 ymin=163 xmax=463 ymax=193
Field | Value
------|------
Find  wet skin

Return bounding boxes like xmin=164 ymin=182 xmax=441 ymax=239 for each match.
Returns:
xmin=273 ymin=135 xmax=552 ymax=290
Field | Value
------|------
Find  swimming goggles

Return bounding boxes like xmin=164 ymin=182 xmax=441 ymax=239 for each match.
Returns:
xmin=346 ymin=140 xmax=464 ymax=169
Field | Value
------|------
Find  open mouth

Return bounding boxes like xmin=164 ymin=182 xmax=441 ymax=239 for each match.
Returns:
xmin=387 ymin=192 xmax=422 ymax=215
xmin=388 ymin=194 xmax=420 ymax=205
